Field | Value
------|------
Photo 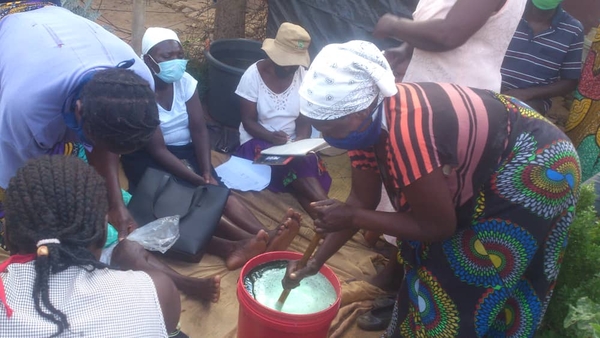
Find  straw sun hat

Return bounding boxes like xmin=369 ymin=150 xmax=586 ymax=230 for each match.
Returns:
xmin=262 ymin=23 xmax=311 ymax=68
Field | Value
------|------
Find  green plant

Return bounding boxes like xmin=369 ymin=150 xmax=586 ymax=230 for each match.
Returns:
xmin=537 ymin=184 xmax=600 ymax=337
xmin=564 ymin=296 xmax=600 ymax=337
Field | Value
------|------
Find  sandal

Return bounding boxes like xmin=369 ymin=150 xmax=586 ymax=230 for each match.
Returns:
xmin=357 ymin=296 xmax=395 ymax=331
xmin=372 ymin=295 xmax=395 ymax=309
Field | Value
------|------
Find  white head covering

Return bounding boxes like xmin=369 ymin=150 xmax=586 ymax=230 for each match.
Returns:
xmin=141 ymin=27 xmax=181 ymax=56
xmin=299 ymin=40 xmax=397 ymax=120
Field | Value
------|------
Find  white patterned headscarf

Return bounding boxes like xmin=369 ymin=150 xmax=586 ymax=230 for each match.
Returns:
xmin=299 ymin=40 xmax=397 ymax=120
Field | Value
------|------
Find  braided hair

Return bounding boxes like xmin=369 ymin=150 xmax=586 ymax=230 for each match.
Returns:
xmin=4 ymin=156 xmax=110 ymax=337
xmin=80 ymin=68 xmax=160 ymax=154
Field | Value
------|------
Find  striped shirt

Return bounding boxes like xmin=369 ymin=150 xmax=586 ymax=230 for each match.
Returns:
xmin=501 ymin=7 xmax=584 ymax=93
xmin=349 ymin=83 xmax=509 ymax=223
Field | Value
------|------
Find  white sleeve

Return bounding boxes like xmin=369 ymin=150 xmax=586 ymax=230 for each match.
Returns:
xmin=235 ymin=63 xmax=259 ymax=103
xmin=181 ymin=72 xmax=199 ymax=102
xmin=297 ymin=66 xmax=306 ymax=83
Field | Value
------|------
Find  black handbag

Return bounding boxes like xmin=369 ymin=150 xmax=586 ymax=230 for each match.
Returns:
xmin=127 ymin=168 xmax=230 ymax=263
xmin=207 ymin=121 xmax=240 ymax=154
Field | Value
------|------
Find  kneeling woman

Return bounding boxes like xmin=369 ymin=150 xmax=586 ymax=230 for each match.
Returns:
xmin=285 ymin=41 xmax=581 ymax=337
xmin=1 ymin=156 xmax=183 ymax=337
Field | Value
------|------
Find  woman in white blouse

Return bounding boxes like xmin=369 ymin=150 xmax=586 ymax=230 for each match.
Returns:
xmin=122 ymin=28 xmax=301 ymax=271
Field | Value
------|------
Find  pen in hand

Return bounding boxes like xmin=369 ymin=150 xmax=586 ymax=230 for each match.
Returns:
xmin=267 ymin=126 xmax=292 ymax=144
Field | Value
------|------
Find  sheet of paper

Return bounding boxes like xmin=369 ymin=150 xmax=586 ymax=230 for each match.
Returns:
xmin=215 ymin=156 xmax=272 ymax=192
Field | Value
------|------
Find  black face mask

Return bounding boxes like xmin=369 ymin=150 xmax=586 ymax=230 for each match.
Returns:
xmin=274 ymin=65 xmax=298 ymax=78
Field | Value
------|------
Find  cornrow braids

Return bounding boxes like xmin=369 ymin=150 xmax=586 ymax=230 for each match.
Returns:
xmin=4 ymin=156 xmax=110 ymax=337
xmin=80 ymin=68 xmax=159 ymax=154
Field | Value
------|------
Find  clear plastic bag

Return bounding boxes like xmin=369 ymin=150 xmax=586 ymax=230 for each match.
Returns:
xmin=100 ymin=243 xmax=117 ymax=265
xmin=99 ymin=216 xmax=181 ymax=265
xmin=127 ymin=215 xmax=181 ymax=254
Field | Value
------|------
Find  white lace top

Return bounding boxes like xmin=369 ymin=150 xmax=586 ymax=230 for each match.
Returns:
xmin=0 ymin=261 xmax=167 ymax=337
xmin=235 ymin=61 xmax=306 ymax=145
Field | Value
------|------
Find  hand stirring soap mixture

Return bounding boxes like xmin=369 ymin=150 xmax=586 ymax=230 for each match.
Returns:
xmin=244 ymin=260 xmax=337 ymax=314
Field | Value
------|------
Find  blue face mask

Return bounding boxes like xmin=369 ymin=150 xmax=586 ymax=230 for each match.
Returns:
xmin=324 ymin=103 xmax=383 ymax=150
xmin=63 ymin=112 xmax=91 ymax=146
xmin=149 ymin=55 xmax=188 ymax=83
xmin=62 ymin=72 xmax=97 ymax=147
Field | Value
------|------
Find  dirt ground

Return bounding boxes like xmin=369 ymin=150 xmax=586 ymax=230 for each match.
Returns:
xmin=91 ymin=0 xmax=266 ymax=48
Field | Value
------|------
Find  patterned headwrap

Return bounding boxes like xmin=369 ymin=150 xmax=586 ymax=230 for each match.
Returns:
xmin=299 ymin=40 xmax=397 ymax=121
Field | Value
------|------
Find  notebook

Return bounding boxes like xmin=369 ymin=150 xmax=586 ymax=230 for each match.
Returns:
xmin=261 ymin=138 xmax=329 ymax=156
xmin=253 ymin=138 xmax=330 ymax=165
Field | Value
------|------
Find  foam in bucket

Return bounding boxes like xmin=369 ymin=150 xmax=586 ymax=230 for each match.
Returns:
xmin=244 ymin=260 xmax=337 ymax=314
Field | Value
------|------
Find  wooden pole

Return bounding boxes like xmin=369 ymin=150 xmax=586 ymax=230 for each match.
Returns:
xmin=214 ymin=0 xmax=247 ymax=40
xmin=131 ymin=0 xmax=146 ymax=54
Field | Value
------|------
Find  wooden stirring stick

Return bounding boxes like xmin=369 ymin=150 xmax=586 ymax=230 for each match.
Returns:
xmin=274 ymin=233 xmax=323 ymax=311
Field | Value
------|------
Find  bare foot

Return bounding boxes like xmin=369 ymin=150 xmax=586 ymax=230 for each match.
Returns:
xmin=266 ymin=208 xmax=301 ymax=252
xmin=225 ymin=230 xmax=268 ymax=270
xmin=265 ymin=208 xmax=296 ymax=240
xmin=179 ymin=275 xmax=222 ymax=303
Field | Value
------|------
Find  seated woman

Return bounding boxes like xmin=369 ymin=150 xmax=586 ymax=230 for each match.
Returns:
xmin=235 ymin=23 xmax=332 ymax=218
xmin=121 ymin=27 xmax=301 ymax=270
xmin=1 ymin=156 xmax=183 ymax=337
xmin=285 ymin=41 xmax=580 ymax=337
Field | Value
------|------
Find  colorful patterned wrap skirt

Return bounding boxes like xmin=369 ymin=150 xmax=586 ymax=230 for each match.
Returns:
xmin=384 ymin=96 xmax=581 ymax=337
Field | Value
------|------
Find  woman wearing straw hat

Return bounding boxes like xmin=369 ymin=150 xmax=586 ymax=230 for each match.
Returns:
xmin=284 ymin=40 xmax=580 ymax=337
xmin=235 ymin=23 xmax=332 ymax=218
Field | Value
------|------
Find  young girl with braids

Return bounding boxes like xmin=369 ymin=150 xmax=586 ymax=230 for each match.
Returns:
xmin=0 ymin=2 xmax=158 ymax=244
xmin=1 ymin=68 xmax=224 ymax=302
xmin=0 ymin=6 xmax=289 ymax=295
xmin=0 ymin=156 xmax=186 ymax=337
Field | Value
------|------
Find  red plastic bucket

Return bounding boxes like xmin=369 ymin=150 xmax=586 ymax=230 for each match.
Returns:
xmin=237 ymin=251 xmax=341 ymax=338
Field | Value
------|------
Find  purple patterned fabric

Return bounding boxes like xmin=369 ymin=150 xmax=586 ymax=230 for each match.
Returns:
xmin=236 ymin=138 xmax=332 ymax=193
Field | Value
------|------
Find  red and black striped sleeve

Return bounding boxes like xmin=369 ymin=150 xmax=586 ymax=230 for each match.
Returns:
xmin=386 ymin=84 xmax=442 ymax=188
xmin=348 ymin=149 xmax=379 ymax=173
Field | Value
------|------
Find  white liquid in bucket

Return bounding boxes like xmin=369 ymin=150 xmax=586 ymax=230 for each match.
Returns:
xmin=244 ymin=260 xmax=337 ymax=315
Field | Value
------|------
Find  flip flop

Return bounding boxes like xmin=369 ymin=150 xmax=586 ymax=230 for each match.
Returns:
xmin=357 ymin=304 xmax=394 ymax=331
xmin=372 ymin=295 xmax=395 ymax=309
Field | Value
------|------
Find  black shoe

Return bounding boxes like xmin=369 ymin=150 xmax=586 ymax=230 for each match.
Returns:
xmin=372 ymin=295 xmax=395 ymax=309
xmin=357 ymin=296 xmax=395 ymax=331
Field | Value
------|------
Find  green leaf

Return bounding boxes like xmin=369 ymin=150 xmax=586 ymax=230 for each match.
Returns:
xmin=564 ymin=297 xmax=600 ymax=337
xmin=538 ymin=184 xmax=600 ymax=337
xmin=591 ymin=323 xmax=600 ymax=335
